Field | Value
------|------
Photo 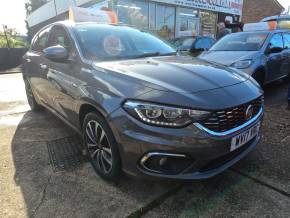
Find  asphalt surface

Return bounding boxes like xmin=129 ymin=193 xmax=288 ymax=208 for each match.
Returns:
xmin=0 ymin=73 xmax=290 ymax=218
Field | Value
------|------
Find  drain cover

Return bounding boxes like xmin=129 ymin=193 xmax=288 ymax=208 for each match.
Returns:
xmin=47 ymin=136 xmax=87 ymax=171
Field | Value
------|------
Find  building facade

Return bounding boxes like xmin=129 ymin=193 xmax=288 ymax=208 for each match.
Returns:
xmin=27 ymin=0 xmax=244 ymax=39
xmin=111 ymin=0 xmax=243 ymax=39
xmin=242 ymin=0 xmax=284 ymax=23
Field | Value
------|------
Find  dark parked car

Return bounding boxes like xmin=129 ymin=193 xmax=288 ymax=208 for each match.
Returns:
xmin=173 ymin=36 xmax=215 ymax=56
xmin=199 ymin=29 xmax=290 ymax=86
xmin=22 ymin=21 xmax=264 ymax=181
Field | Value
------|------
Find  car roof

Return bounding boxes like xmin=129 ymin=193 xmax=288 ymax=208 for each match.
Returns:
xmin=240 ymin=29 xmax=290 ymax=34
xmin=37 ymin=20 xmax=138 ymax=34
xmin=261 ymin=15 xmax=290 ymax=22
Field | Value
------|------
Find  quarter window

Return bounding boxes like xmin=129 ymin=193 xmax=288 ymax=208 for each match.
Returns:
xmin=269 ymin=34 xmax=284 ymax=50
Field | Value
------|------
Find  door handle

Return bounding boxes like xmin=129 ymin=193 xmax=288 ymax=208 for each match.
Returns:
xmin=39 ymin=64 xmax=47 ymax=70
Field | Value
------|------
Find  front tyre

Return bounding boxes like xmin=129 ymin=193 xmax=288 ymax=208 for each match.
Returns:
xmin=24 ymin=78 xmax=43 ymax=111
xmin=252 ymin=70 xmax=265 ymax=87
xmin=83 ymin=112 xmax=121 ymax=181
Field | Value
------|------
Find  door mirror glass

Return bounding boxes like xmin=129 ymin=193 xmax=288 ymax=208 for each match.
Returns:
xmin=43 ymin=45 xmax=68 ymax=62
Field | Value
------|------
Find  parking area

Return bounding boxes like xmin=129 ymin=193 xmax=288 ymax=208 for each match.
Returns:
xmin=1 ymin=73 xmax=290 ymax=218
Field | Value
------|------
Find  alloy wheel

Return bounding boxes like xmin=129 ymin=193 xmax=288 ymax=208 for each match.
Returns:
xmin=85 ymin=120 xmax=113 ymax=173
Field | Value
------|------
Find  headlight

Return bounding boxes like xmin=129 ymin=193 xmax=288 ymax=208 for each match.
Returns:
xmin=123 ymin=101 xmax=210 ymax=128
xmin=231 ymin=60 xmax=253 ymax=69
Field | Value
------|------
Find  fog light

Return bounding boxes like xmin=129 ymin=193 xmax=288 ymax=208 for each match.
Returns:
xmin=140 ymin=152 xmax=194 ymax=175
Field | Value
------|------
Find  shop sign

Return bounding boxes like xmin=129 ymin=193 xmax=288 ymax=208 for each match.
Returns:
xmin=152 ymin=0 xmax=243 ymax=15
xmin=69 ymin=6 xmax=118 ymax=24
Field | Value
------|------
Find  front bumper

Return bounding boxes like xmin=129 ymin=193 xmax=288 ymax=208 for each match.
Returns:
xmin=108 ymin=107 xmax=263 ymax=180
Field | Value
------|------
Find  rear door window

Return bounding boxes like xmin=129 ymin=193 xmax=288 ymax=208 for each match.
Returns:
xmin=269 ymin=34 xmax=284 ymax=50
xmin=283 ymin=33 xmax=290 ymax=49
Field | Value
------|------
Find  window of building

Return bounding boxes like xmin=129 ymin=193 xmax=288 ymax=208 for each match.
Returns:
xmin=149 ymin=3 xmax=156 ymax=30
xmin=117 ymin=0 xmax=149 ymax=30
xmin=32 ymin=27 xmax=50 ymax=52
xmin=156 ymin=5 xmax=175 ymax=39
xmin=200 ymin=11 xmax=217 ymax=38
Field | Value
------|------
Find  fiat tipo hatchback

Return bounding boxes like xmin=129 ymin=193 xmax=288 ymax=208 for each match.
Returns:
xmin=22 ymin=21 xmax=264 ymax=181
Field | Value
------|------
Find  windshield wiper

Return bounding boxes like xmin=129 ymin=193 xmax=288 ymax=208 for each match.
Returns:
xmin=135 ymin=51 xmax=177 ymax=59
xmin=136 ymin=52 xmax=161 ymax=58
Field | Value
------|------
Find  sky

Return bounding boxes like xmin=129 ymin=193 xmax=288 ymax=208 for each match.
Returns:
xmin=0 ymin=0 xmax=289 ymax=36
xmin=0 ymin=0 xmax=27 ymax=35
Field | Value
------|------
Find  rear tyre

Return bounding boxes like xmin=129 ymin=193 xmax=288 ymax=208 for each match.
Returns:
xmin=24 ymin=78 xmax=43 ymax=111
xmin=82 ymin=112 xmax=121 ymax=181
xmin=252 ymin=70 xmax=265 ymax=87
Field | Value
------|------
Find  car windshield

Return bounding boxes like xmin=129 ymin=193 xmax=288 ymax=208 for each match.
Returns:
xmin=73 ymin=24 xmax=176 ymax=61
xmin=210 ymin=32 xmax=269 ymax=51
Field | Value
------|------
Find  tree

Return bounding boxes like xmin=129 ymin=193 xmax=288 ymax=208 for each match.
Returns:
xmin=0 ymin=28 xmax=28 ymax=48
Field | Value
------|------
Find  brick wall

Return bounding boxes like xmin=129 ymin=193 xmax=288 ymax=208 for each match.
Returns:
xmin=242 ymin=0 xmax=284 ymax=23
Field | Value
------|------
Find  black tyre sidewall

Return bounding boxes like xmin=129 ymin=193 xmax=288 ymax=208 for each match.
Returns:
xmin=82 ymin=112 xmax=121 ymax=181
xmin=252 ymin=71 xmax=265 ymax=87
xmin=24 ymin=78 xmax=42 ymax=111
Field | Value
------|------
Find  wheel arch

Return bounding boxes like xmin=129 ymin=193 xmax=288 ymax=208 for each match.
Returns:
xmin=252 ymin=67 xmax=266 ymax=86
xmin=77 ymin=100 xmax=123 ymax=157
xmin=78 ymin=101 xmax=108 ymax=129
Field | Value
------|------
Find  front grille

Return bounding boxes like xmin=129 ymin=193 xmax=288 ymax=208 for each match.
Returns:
xmin=199 ymin=96 xmax=263 ymax=133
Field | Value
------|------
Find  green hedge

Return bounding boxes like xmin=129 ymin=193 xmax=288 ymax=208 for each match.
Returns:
xmin=0 ymin=36 xmax=28 ymax=48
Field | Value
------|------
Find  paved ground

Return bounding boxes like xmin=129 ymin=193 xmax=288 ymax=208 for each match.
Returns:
xmin=1 ymin=73 xmax=290 ymax=218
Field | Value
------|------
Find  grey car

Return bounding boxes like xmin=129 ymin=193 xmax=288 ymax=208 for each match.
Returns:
xmin=22 ymin=21 xmax=264 ymax=181
xmin=199 ymin=30 xmax=290 ymax=86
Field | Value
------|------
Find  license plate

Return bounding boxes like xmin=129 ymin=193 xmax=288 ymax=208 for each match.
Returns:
xmin=230 ymin=122 xmax=260 ymax=152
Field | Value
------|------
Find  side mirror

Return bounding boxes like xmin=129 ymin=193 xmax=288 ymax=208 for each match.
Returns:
xmin=43 ymin=45 xmax=69 ymax=62
xmin=266 ymin=46 xmax=283 ymax=54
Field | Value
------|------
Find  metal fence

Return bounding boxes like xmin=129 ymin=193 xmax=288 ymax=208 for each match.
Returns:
xmin=0 ymin=33 xmax=28 ymax=70
xmin=0 ymin=48 xmax=28 ymax=71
